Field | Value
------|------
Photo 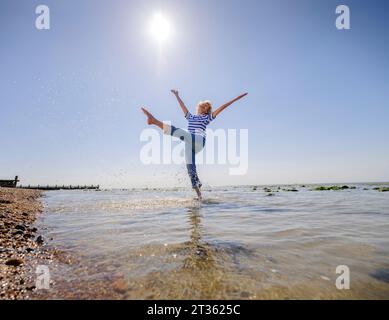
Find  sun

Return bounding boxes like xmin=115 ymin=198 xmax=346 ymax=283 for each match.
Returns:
xmin=149 ymin=12 xmax=172 ymax=45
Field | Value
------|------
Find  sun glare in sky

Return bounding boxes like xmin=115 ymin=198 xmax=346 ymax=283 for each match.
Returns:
xmin=149 ymin=12 xmax=172 ymax=45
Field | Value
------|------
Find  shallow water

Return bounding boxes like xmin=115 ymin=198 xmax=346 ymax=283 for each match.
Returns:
xmin=36 ymin=184 xmax=389 ymax=299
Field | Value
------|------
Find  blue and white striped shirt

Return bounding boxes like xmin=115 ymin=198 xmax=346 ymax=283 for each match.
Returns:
xmin=185 ymin=112 xmax=215 ymax=137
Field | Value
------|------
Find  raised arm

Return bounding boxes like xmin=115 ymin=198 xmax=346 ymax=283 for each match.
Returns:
xmin=171 ymin=90 xmax=189 ymax=116
xmin=212 ymin=93 xmax=248 ymax=118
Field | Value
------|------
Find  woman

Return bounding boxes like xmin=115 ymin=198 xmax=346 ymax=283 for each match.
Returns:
xmin=141 ymin=90 xmax=247 ymax=200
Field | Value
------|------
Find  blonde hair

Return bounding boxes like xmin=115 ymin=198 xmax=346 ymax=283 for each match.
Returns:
xmin=197 ymin=100 xmax=212 ymax=115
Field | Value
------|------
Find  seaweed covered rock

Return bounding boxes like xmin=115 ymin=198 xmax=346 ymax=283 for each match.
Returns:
xmin=313 ymin=185 xmax=355 ymax=191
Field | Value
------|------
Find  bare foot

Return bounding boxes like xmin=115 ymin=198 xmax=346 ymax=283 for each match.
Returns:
xmin=194 ymin=187 xmax=202 ymax=201
xmin=141 ymin=107 xmax=155 ymax=125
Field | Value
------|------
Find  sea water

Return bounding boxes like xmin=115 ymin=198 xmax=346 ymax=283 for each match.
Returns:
xmin=35 ymin=184 xmax=389 ymax=299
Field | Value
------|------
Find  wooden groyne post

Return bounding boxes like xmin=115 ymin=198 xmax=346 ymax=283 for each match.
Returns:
xmin=1 ymin=176 xmax=100 ymax=190
xmin=0 ymin=176 xmax=19 ymax=188
xmin=17 ymin=184 xmax=100 ymax=191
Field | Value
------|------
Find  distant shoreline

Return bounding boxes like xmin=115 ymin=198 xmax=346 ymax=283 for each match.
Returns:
xmin=88 ymin=182 xmax=389 ymax=192
xmin=4 ymin=181 xmax=387 ymax=192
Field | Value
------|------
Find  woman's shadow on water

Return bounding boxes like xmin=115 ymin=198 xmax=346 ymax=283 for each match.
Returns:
xmin=179 ymin=203 xmax=255 ymax=273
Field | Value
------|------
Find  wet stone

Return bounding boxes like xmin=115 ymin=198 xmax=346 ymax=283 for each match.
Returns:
xmin=15 ymin=225 xmax=26 ymax=231
xmin=370 ymin=269 xmax=389 ymax=283
xmin=36 ymin=235 xmax=45 ymax=245
xmin=5 ymin=258 xmax=23 ymax=267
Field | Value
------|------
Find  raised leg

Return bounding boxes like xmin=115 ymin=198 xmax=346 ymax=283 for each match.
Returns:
xmin=141 ymin=107 xmax=163 ymax=130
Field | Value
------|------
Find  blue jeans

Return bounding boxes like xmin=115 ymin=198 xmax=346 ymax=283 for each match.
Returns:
xmin=164 ymin=124 xmax=205 ymax=189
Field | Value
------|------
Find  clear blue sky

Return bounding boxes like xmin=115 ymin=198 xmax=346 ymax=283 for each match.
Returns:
xmin=1 ymin=0 xmax=389 ymax=188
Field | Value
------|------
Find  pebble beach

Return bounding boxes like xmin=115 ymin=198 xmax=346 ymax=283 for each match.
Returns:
xmin=0 ymin=188 xmax=56 ymax=299
xmin=0 ymin=188 xmax=126 ymax=300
